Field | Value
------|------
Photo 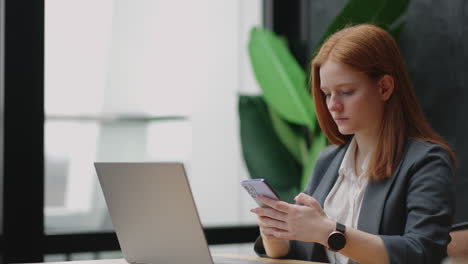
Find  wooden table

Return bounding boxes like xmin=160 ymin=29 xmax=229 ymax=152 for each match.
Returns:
xmin=214 ymin=253 xmax=326 ymax=263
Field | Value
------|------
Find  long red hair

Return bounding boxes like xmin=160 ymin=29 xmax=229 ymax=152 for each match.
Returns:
xmin=311 ymin=24 xmax=456 ymax=181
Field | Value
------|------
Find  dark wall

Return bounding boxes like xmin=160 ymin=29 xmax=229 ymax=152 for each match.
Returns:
xmin=308 ymin=0 xmax=468 ymax=223
xmin=398 ymin=1 xmax=468 ymax=224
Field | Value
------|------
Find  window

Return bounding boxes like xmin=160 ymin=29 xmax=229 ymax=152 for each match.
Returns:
xmin=44 ymin=0 xmax=262 ymax=234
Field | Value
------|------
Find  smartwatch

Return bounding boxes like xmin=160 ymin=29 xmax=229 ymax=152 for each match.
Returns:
xmin=327 ymin=222 xmax=346 ymax=251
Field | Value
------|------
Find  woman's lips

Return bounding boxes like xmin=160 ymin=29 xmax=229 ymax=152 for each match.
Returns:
xmin=335 ymin=118 xmax=348 ymax=123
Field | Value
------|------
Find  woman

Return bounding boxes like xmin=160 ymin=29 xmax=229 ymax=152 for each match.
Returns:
xmin=250 ymin=24 xmax=456 ymax=264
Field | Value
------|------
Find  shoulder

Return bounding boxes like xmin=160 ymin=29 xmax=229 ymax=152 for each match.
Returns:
xmin=404 ymin=138 xmax=452 ymax=170
xmin=398 ymin=138 xmax=454 ymax=190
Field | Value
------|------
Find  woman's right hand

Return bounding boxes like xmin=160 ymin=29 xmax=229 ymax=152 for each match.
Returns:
xmin=251 ymin=207 xmax=290 ymax=258
xmin=257 ymin=216 xmax=282 ymax=241
xmin=256 ymin=213 xmax=286 ymax=241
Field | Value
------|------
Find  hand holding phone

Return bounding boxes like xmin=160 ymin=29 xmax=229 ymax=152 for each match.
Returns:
xmin=241 ymin=179 xmax=280 ymax=208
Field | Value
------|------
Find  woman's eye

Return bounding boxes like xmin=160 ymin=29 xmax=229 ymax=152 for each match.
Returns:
xmin=342 ymin=91 xmax=354 ymax=95
xmin=324 ymin=93 xmax=331 ymax=98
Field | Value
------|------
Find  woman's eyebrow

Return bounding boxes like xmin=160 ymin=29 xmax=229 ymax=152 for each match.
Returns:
xmin=320 ymin=82 xmax=356 ymax=91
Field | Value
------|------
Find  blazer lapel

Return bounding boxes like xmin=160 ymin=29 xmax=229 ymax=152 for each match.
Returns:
xmin=357 ymin=142 xmax=409 ymax=234
xmin=312 ymin=142 xmax=350 ymax=207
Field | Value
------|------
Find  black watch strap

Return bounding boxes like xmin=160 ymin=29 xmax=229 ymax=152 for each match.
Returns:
xmin=336 ymin=222 xmax=346 ymax=233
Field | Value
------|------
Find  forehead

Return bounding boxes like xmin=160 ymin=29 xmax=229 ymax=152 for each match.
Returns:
xmin=319 ymin=60 xmax=370 ymax=89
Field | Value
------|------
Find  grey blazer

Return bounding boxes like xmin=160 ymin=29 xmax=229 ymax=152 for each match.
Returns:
xmin=254 ymin=138 xmax=455 ymax=264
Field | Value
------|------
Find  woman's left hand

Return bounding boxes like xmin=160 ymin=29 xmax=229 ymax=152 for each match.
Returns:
xmin=250 ymin=192 xmax=334 ymax=245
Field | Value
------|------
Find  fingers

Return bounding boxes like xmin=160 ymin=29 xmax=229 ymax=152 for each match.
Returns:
xmin=250 ymin=207 xmax=286 ymax=221
xmin=294 ymin=193 xmax=320 ymax=208
xmin=260 ymin=226 xmax=290 ymax=241
xmin=257 ymin=215 xmax=288 ymax=230
xmin=257 ymin=196 xmax=292 ymax=213
xmin=251 ymin=206 xmax=289 ymax=234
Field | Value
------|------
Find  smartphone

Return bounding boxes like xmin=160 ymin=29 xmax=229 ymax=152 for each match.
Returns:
xmin=241 ymin=179 xmax=280 ymax=208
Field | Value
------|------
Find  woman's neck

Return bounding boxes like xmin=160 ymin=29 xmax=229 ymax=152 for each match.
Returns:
xmin=353 ymin=134 xmax=377 ymax=175
xmin=354 ymin=134 xmax=377 ymax=156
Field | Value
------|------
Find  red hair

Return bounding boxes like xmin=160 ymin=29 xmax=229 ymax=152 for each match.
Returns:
xmin=311 ymin=24 xmax=456 ymax=181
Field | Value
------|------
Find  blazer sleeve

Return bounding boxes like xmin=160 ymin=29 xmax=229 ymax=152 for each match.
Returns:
xmin=380 ymin=145 xmax=455 ymax=264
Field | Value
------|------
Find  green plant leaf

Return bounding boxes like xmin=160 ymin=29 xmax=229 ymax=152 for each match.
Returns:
xmin=317 ymin=0 xmax=382 ymax=48
xmin=238 ymin=95 xmax=302 ymax=203
xmin=300 ymin=133 xmax=328 ymax=190
xmin=268 ymin=106 xmax=306 ymax=165
xmin=248 ymin=27 xmax=316 ymax=131
xmin=372 ymin=0 xmax=410 ymax=28
xmin=388 ymin=21 xmax=405 ymax=39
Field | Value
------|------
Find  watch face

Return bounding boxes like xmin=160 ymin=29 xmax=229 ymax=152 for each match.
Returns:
xmin=328 ymin=231 xmax=346 ymax=251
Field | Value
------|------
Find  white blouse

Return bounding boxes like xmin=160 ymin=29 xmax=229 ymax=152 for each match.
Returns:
xmin=324 ymin=138 xmax=370 ymax=264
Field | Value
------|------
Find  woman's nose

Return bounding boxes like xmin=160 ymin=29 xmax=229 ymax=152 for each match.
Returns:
xmin=328 ymin=95 xmax=343 ymax=112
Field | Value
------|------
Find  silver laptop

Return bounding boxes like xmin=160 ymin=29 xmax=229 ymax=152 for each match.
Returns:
xmin=94 ymin=162 xmax=267 ymax=264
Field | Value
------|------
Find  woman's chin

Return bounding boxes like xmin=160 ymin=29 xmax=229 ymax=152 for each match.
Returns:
xmin=338 ymin=127 xmax=354 ymax=135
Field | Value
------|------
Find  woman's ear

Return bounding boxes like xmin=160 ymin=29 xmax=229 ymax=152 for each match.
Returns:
xmin=379 ymin=75 xmax=395 ymax=101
